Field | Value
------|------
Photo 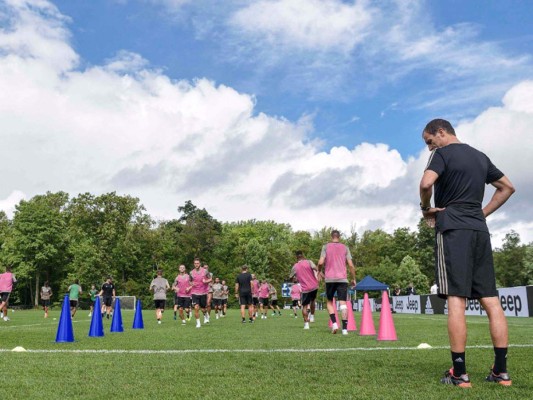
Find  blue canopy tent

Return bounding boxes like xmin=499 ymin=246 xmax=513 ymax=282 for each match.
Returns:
xmin=355 ymin=276 xmax=389 ymax=292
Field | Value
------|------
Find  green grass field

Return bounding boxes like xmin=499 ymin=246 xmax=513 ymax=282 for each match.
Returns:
xmin=0 ymin=308 xmax=531 ymax=400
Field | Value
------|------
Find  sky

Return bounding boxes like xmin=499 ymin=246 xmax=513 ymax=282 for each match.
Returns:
xmin=0 ymin=0 xmax=532 ymax=247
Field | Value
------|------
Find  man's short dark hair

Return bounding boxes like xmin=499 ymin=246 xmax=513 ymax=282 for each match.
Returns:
xmin=241 ymin=265 xmax=248 ymax=270
xmin=331 ymin=230 xmax=341 ymax=238
xmin=295 ymin=250 xmax=304 ymax=258
xmin=194 ymin=257 xmax=200 ymax=262
xmin=157 ymin=269 xmax=163 ymax=275
xmin=423 ymin=119 xmax=456 ymax=136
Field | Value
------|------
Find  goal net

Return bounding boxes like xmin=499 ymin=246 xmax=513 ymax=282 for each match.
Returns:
xmin=97 ymin=296 xmax=136 ymax=310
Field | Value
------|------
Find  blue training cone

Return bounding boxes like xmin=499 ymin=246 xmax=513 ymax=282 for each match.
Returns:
xmin=55 ymin=295 xmax=74 ymax=343
xmin=88 ymin=296 xmax=104 ymax=337
xmin=110 ymin=297 xmax=124 ymax=332
xmin=132 ymin=299 xmax=144 ymax=329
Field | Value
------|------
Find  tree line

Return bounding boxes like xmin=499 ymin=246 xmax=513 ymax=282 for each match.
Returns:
xmin=0 ymin=192 xmax=530 ymax=307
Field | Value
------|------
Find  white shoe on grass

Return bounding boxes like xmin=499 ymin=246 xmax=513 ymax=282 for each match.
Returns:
xmin=309 ymin=314 xmax=315 ymax=323
xmin=331 ymin=322 xmax=338 ymax=334
xmin=342 ymin=329 xmax=348 ymax=335
xmin=304 ymin=322 xmax=310 ymax=330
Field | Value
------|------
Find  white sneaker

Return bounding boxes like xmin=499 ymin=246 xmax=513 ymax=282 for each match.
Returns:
xmin=158 ymin=320 xmax=162 ymax=325
xmin=88 ymin=313 xmax=92 ymax=317
xmin=342 ymin=329 xmax=348 ymax=335
xmin=309 ymin=314 xmax=315 ymax=323
xmin=182 ymin=320 xmax=186 ymax=324
xmin=331 ymin=322 xmax=338 ymax=334
xmin=196 ymin=320 xmax=201 ymax=328
xmin=0 ymin=312 xmax=3 ymax=318
xmin=3 ymin=316 xmax=9 ymax=322
xmin=216 ymin=314 xmax=219 ymax=320
xmin=304 ymin=322 xmax=310 ymax=330
xmin=264 ymin=315 xmax=267 ymax=319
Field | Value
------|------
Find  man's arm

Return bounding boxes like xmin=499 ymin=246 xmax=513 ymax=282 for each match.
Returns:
xmin=234 ymin=283 xmax=239 ymax=297
xmin=419 ymin=170 xmax=445 ymax=227
xmin=483 ymin=176 xmax=515 ymax=218
xmin=347 ymin=259 xmax=356 ymax=285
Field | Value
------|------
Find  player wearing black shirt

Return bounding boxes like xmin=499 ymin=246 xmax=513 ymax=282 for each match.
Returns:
xmin=98 ymin=276 xmax=116 ymax=319
xmin=420 ymin=119 xmax=515 ymax=387
xmin=235 ymin=265 xmax=253 ymax=323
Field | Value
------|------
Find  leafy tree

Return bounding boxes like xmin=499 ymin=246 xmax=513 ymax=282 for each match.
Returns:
xmin=494 ymin=231 xmax=526 ymax=287
xmin=245 ymin=238 xmax=269 ymax=278
xmin=395 ymin=255 xmax=429 ymax=294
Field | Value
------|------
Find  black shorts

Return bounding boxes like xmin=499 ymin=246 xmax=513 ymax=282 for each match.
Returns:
xmin=1 ymin=292 xmax=11 ymax=303
xmin=252 ymin=297 xmax=259 ymax=306
xmin=301 ymin=289 xmax=318 ymax=306
xmin=239 ymin=293 xmax=252 ymax=306
xmin=213 ymin=298 xmax=223 ymax=307
xmin=271 ymin=299 xmax=278 ymax=306
xmin=192 ymin=294 xmax=207 ymax=309
xmin=41 ymin=299 xmax=51 ymax=307
xmin=154 ymin=299 xmax=166 ymax=309
xmin=292 ymin=299 xmax=300 ymax=307
xmin=435 ymin=230 xmax=498 ymax=299
xmin=69 ymin=300 xmax=78 ymax=308
xmin=176 ymin=297 xmax=191 ymax=309
xmin=103 ymin=296 xmax=113 ymax=307
xmin=222 ymin=299 xmax=228 ymax=305
xmin=325 ymin=282 xmax=348 ymax=301
xmin=259 ymin=297 xmax=269 ymax=306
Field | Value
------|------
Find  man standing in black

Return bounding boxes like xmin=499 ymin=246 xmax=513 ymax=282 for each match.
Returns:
xmin=420 ymin=119 xmax=515 ymax=387
xmin=235 ymin=265 xmax=254 ymax=324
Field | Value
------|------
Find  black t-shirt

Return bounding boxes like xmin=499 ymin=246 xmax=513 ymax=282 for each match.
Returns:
xmin=235 ymin=272 xmax=252 ymax=295
xmin=101 ymin=282 xmax=114 ymax=297
xmin=426 ymin=143 xmax=504 ymax=232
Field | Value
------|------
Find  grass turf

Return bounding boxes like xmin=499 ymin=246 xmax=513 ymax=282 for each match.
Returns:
xmin=0 ymin=308 xmax=531 ymax=399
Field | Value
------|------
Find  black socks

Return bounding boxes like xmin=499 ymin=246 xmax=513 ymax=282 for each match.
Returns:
xmin=451 ymin=352 xmax=466 ymax=375
xmin=493 ymin=347 xmax=508 ymax=374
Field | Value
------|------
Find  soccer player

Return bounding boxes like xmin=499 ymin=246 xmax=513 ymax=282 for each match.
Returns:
xmin=98 ymin=276 xmax=115 ymax=319
xmin=235 ymin=265 xmax=254 ymax=323
xmin=150 ymin=269 xmax=170 ymax=324
xmin=68 ymin=279 xmax=82 ymax=318
xmin=420 ymin=118 xmax=515 ymax=387
xmin=88 ymin=284 xmax=98 ymax=317
xmin=290 ymin=251 xmax=319 ymax=329
xmin=251 ymin=273 xmax=260 ymax=318
xmin=190 ymin=258 xmax=211 ymax=328
xmin=258 ymin=278 xmax=270 ymax=319
xmin=40 ymin=281 xmax=53 ymax=318
xmin=0 ymin=266 xmax=16 ymax=322
xmin=317 ymin=230 xmax=356 ymax=335
xmin=290 ymin=279 xmax=302 ymax=318
xmin=173 ymin=265 xmax=192 ymax=324
xmin=268 ymin=283 xmax=282 ymax=316
xmin=204 ymin=264 xmax=214 ymax=320
xmin=221 ymin=280 xmax=229 ymax=317
xmin=212 ymin=277 xmax=224 ymax=319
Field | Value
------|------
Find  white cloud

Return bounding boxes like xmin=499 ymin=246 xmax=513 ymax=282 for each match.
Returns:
xmin=0 ymin=190 xmax=26 ymax=216
xmin=0 ymin=0 xmax=532 ymax=247
xmin=230 ymin=0 xmax=373 ymax=52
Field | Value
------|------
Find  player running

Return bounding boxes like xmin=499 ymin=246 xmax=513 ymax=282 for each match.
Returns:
xmin=173 ymin=265 xmax=192 ymax=324
xmin=190 ymin=258 xmax=212 ymax=328
xmin=68 ymin=279 xmax=82 ymax=318
xmin=269 ymin=283 xmax=282 ymax=316
xmin=98 ymin=276 xmax=115 ymax=319
xmin=212 ymin=277 xmax=224 ymax=319
xmin=290 ymin=280 xmax=302 ymax=318
xmin=258 ymin=279 xmax=270 ymax=319
xmin=150 ymin=269 xmax=170 ymax=324
xmin=40 ymin=281 xmax=53 ymax=319
xmin=290 ymin=251 xmax=319 ymax=329
xmin=0 ymin=267 xmax=16 ymax=322
xmin=317 ymin=230 xmax=356 ymax=335
xmin=88 ymin=284 xmax=98 ymax=317
xmin=221 ymin=280 xmax=229 ymax=317
xmin=251 ymin=273 xmax=260 ymax=318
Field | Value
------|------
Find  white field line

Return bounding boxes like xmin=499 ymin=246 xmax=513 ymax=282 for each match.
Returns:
xmin=1 ymin=344 xmax=533 ymax=355
xmin=0 ymin=319 xmax=90 ymax=329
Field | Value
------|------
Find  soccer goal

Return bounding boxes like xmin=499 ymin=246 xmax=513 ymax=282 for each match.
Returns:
xmin=115 ymin=296 xmax=136 ymax=310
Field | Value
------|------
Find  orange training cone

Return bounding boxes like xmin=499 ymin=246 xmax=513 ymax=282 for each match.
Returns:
xmin=377 ymin=290 xmax=397 ymax=341
xmin=359 ymin=292 xmax=376 ymax=336
xmin=346 ymin=294 xmax=357 ymax=331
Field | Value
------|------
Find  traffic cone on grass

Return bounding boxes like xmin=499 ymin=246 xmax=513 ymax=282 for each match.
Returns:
xmin=132 ymin=299 xmax=144 ymax=329
xmin=110 ymin=297 xmax=124 ymax=332
xmin=88 ymin=296 xmax=104 ymax=337
xmin=346 ymin=295 xmax=357 ymax=331
xmin=55 ymin=295 xmax=74 ymax=343
xmin=359 ymin=292 xmax=376 ymax=336
xmin=377 ymin=290 xmax=397 ymax=341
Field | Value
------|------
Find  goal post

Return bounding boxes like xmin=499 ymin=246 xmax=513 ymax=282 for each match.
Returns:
xmin=98 ymin=296 xmax=136 ymax=310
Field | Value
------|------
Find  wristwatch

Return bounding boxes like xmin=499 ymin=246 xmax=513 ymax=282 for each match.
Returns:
xmin=420 ymin=202 xmax=431 ymax=212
